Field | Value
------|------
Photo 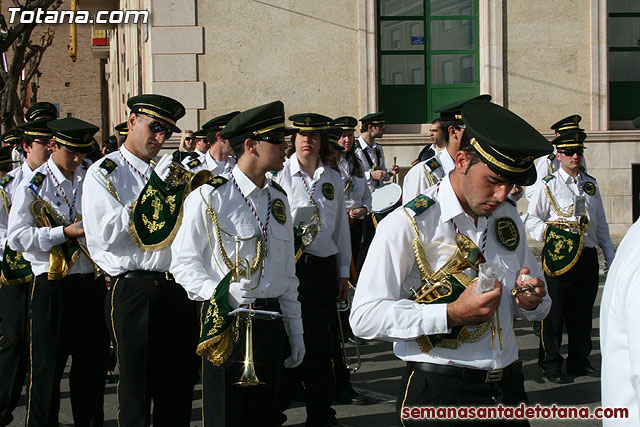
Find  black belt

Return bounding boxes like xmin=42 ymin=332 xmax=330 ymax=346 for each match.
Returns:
xmin=253 ymin=297 xmax=280 ymax=310
xmin=408 ymin=360 xmax=522 ymax=383
xmin=36 ymin=272 xmax=95 ymax=280
xmin=298 ymin=254 xmax=334 ymax=264
xmin=119 ymin=270 xmax=174 ymax=282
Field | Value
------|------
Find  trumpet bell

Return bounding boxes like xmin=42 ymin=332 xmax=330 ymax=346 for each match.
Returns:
xmin=233 ymin=318 xmax=265 ymax=387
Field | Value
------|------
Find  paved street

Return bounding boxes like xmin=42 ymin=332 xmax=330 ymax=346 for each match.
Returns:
xmin=7 ymin=244 xmax=610 ymax=426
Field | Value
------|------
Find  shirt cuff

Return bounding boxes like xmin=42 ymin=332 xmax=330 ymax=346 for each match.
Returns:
xmin=284 ymin=317 xmax=304 ymax=336
xmin=338 ymin=266 xmax=350 ymax=279
xmin=198 ymin=279 xmax=218 ymax=302
xmin=421 ymin=303 xmax=450 ymax=335
xmin=50 ymin=226 xmax=67 ymax=246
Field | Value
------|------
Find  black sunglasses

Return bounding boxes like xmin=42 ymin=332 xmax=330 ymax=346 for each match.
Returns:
xmin=259 ymin=134 xmax=285 ymax=144
xmin=559 ymin=148 xmax=584 ymax=157
xmin=184 ymin=136 xmax=196 ymax=141
xmin=137 ymin=115 xmax=173 ymax=139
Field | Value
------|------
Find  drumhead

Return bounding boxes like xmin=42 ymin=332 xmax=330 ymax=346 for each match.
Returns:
xmin=371 ymin=183 xmax=403 ymax=213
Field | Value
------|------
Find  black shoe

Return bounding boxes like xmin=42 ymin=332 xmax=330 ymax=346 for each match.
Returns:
xmin=334 ymin=388 xmax=377 ymax=405
xmin=542 ymin=370 xmax=572 ymax=384
xmin=568 ymin=363 xmax=601 ymax=378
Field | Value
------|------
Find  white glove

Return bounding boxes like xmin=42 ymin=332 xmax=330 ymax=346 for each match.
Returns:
xmin=154 ymin=153 xmax=174 ymax=181
xmin=228 ymin=278 xmax=256 ymax=309
xmin=284 ymin=333 xmax=305 ymax=368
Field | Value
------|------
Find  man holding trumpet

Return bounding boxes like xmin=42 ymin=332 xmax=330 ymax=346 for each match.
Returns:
xmin=350 ymin=101 xmax=552 ymax=425
xmin=170 ymin=101 xmax=305 ymax=427
xmin=8 ymin=118 xmax=110 ymax=427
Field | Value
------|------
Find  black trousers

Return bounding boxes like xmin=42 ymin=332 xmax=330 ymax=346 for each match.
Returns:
xmin=297 ymin=255 xmax=338 ymax=424
xmin=27 ymin=274 xmax=110 ymax=427
xmin=538 ymin=247 xmax=599 ymax=373
xmin=355 ymin=215 xmax=375 ymax=277
xmin=397 ymin=362 xmax=529 ymax=426
xmin=108 ymin=275 xmax=199 ymax=427
xmin=202 ymin=299 xmax=287 ymax=427
xmin=0 ymin=281 xmax=30 ymax=427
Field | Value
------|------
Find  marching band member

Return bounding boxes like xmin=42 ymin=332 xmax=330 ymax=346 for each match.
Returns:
xmin=171 ymin=101 xmax=304 ymax=427
xmin=82 ymin=94 xmax=199 ymax=426
xmin=8 ymin=118 xmax=109 ymax=427
xmin=0 ymin=119 xmax=52 ymax=427
xmin=273 ymin=113 xmax=350 ymax=427
xmin=351 ymin=101 xmax=552 ymax=425
xmin=402 ymin=95 xmax=491 ymax=204
xmin=526 ymin=130 xmax=613 ymax=384
xmin=181 ymin=111 xmax=240 ymax=175
xmin=354 ymin=112 xmax=396 ymax=275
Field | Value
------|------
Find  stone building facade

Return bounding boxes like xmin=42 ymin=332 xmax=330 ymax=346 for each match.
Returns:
xmin=92 ymin=0 xmax=638 ymax=236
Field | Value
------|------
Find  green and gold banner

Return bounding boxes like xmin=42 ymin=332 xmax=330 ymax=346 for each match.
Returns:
xmin=197 ymin=271 xmax=234 ymax=366
xmin=129 ymin=171 xmax=187 ymax=252
xmin=0 ymin=243 xmax=33 ymax=286
xmin=543 ymin=224 xmax=584 ymax=277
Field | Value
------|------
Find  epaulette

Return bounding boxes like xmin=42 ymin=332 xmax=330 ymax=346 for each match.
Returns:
xmin=100 ymin=158 xmax=118 ymax=174
xmin=204 ymin=175 xmax=228 ymax=189
xmin=404 ymin=194 xmax=435 ymax=216
xmin=547 ymin=153 xmax=556 ymax=161
xmin=582 ymin=171 xmax=595 ymax=181
xmin=0 ymin=174 xmax=14 ymax=188
xmin=542 ymin=174 xmax=555 ymax=183
xmin=30 ymin=171 xmax=46 ymax=188
xmin=187 ymin=158 xmax=201 ymax=170
xmin=189 ymin=151 xmax=199 ymax=159
xmin=579 ymin=165 xmax=585 ymax=173
xmin=505 ymin=198 xmax=516 ymax=207
xmin=81 ymin=160 xmax=89 ymax=170
xmin=425 ymin=157 xmax=441 ymax=172
xmin=270 ymin=180 xmax=287 ymax=196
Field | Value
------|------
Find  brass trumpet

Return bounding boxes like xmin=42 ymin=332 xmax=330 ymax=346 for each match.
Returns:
xmin=409 ymin=233 xmax=485 ymax=304
xmin=233 ymin=236 xmax=264 ymax=387
xmin=165 ymin=162 xmax=214 ymax=193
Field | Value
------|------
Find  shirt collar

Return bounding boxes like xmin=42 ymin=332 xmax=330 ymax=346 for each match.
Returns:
xmin=21 ymin=160 xmax=34 ymax=174
xmin=558 ymin=166 xmax=579 ymax=184
xmin=358 ymin=136 xmax=374 ymax=150
xmin=438 ymin=174 xmax=466 ymax=224
xmin=289 ymin=154 xmax=325 ymax=180
xmin=47 ymin=157 xmax=83 ymax=187
xmin=232 ymin=164 xmax=265 ymax=196
xmin=120 ymin=144 xmax=153 ymax=175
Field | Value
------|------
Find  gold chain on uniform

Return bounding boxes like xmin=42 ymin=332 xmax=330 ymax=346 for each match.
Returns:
xmin=202 ymin=193 xmax=264 ymax=277
xmin=544 ymin=184 xmax=574 ymax=218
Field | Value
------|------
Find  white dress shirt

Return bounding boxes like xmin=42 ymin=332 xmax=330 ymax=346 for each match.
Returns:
xmin=525 ymin=167 xmax=614 ymax=266
xmin=82 ymin=145 xmax=172 ymax=276
xmin=205 ymin=151 xmax=236 ymax=176
xmin=350 ymin=174 xmax=550 ymax=368
xmin=170 ymin=165 xmax=303 ymax=336
xmin=401 ymin=149 xmax=455 ymax=204
xmin=0 ymin=162 xmax=37 ymax=257
xmin=8 ymin=158 xmax=94 ymax=276
xmin=336 ymin=155 xmax=372 ymax=214
xmin=355 ymin=136 xmax=387 ymax=193
xmin=271 ymin=155 xmax=351 ymax=279
xmin=601 ymin=218 xmax=640 ymax=426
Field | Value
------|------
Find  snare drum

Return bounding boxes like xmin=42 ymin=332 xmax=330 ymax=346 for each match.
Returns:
xmin=371 ymin=183 xmax=402 ymax=227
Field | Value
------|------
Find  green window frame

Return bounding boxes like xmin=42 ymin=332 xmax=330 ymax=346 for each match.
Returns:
xmin=377 ymin=0 xmax=480 ymax=124
xmin=608 ymin=8 xmax=640 ymax=122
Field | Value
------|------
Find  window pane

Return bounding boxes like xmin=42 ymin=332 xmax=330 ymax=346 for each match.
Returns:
xmin=380 ymin=0 xmax=424 ymax=16
xmin=381 ymin=55 xmax=425 ymax=84
xmin=430 ymin=0 xmax=474 ymax=16
xmin=430 ymin=20 xmax=474 ymax=50
xmin=609 ymin=51 xmax=640 ymax=81
xmin=431 ymin=54 xmax=475 ymax=84
xmin=609 ymin=17 xmax=640 ymax=47
xmin=381 ymin=21 xmax=425 ymax=50
xmin=609 ymin=0 xmax=640 ymax=13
